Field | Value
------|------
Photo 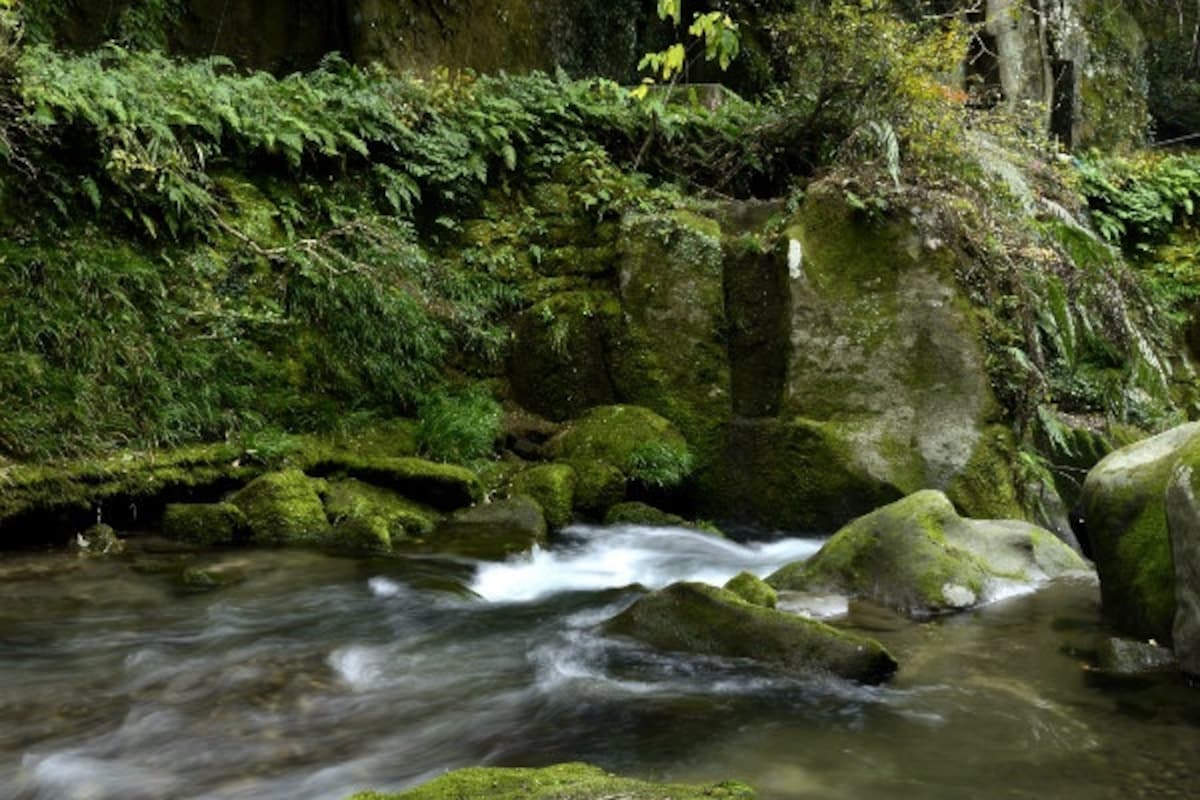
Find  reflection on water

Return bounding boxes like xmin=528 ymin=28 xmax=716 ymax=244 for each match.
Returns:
xmin=0 ymin=525 xmax=1197 ymax=800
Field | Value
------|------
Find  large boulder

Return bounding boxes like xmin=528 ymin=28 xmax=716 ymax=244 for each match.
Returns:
xmin=768 ymin=490 xmax=1087 ymax=617
xmin=432 ymin=496 xmax=548 ymax=560
xmin=603 ymin=581 xmax=897 ymax=684
xmin=348 ymin=762 xmax=757 ymax=800
xmin=230 ymin=469 xmax=330 ymax=546
xmin=1165 ymin=434 xmax=1200 ymax=674
xmin=510 ymin=462 xmax=576 ymax=529
xmin=1081 ymin=422 xmax=1200 ymax=643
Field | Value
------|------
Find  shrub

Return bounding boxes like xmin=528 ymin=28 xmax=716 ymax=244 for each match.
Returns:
xmin=416 ymin=387 xmax=503 ymax=464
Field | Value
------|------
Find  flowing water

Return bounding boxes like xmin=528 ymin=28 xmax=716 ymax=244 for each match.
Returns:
xmin=1 ymin=525 xmax=1199 ymax=800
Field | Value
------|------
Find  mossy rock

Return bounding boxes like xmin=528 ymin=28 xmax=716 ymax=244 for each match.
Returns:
xmin=432 ymin=496 xmax=548 ymax=560
xmin=348 ymin=762 xmax=758 ymax=800
xmin=570 ymin=459 xmax=627 ymax=517
xmin=230 ymin=469 xmax=331 ymax=547
xmin=768 ymin=490 xmax=1087 ymax=617
xmin=306 ymin=455 xmax=482 ymax=511
xmin=1081 ymin=422 xmax=1200 ymax=643
xmin=604 ymin=581 xmax=897 ymax=683
xmin=945 ymin=426 xmax=1025 ymax=520
xmin=511 ymin=463 xmax=576 ymax=529
xmin=549 ymin=405 xmax=694 ymax=488
xmin=609 ymin=210 xmax=732 ymax=486
xmin=508 ymin=291 xmax=620 ymax=422
xmin=178 ymin=561 xmax=248 ymax=593
xmin=73 ymin=523 xmax=125 ymax=557
xmin=161 ymin=502 xmax=247 ymax=547
xmin=724 ymin=571 xmax=777 ymax=608
xmin=323 ymin=479 xmax=440 ymax=552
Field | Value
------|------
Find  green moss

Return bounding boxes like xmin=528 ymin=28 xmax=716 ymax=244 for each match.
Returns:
xmin=349 ymin=763 xmax=758 ymax=800
xmin=511 ymin=463 xmax=576 ymax=530
xmin=604 ymin=581 xmax=897 ymax=683
xmin=161 ymin=502 xmax=246 ymax=546
xmin=323 ymin=479 xmax=439 ymax=552
xmin=723 ymin=571 xmax=777 ymax=608
xmin=605 ymin=501 xmax=690 ymax=528
xmin=230 ymin=469 xmax=330 ymax=546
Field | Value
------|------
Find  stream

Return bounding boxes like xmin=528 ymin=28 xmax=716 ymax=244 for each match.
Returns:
xmin=2 ymin=525 xmax=1199 ymax=800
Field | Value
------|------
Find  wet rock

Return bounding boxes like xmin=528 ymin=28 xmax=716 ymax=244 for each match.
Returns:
xmin=72 ymin=523 xmax=125 ymax=557
xmin=161 ymin=502 xmax=246 ymax=546
xmin=230 ymin=469 xmax=330 ymax=546
xmin=510 ymin=463 xmax=576 ymax=529
xmin=1082 ymin=422 xmax=1200 ymax=643
xmin=432 ymin=496 xmax=548 ymax=560
xmin=603 ymin=581 xmax=897 ymax=684
xmin=767 ymin=490 xmax=1088 ymax=617
xmin=1096 ymin=637 xmax=1177 ymax=676
xmin=348 ymin=762 xmax=758 ymax=799
xmin=322 ymin=479 xmax=439 ymax=552
xmin=724 ymin=571 xmax=777 ymax=608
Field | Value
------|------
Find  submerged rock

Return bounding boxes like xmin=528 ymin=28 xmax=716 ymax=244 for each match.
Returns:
xmin=348 ymin=762 xmax=757 ymax=800
xmin=1095 ymin=637 xmax=1177 ymax=676
xmin=767 ymin=490 xmax=1087 ymax=617
xmin=1082 ymin=422 xmax=1200 ymax=643
xmin=432 ymin=496 xmax=548 ymax=560
xmin=724 ymin=571 xmax=777 ymax=608
xmin=161 ymin=502 xmax=246 ymax=546
xmin=73 ymin=523 xmax=125 ymax=557
xmin=603 ymin=581 xmax=897 ymax=684
xmin=230 ymin=469 xmax=331 ymax=546
xmin=510 ymin=463 xmax=576 ymax=529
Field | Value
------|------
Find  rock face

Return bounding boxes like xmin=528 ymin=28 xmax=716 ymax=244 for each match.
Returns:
xmin=348 ymin=762 xmax=758 ymax=800
xmin=1081 ymin=423 xmax=1200 ymax=643
xmin=603 ymin=581 xmax=898 ymax=684
xmin=768 ymin=490 xmax=1087 ymax=617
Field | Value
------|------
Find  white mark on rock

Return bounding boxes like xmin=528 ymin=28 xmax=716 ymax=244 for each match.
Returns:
xmin=788 ymin=239 xmax=804 ymax=281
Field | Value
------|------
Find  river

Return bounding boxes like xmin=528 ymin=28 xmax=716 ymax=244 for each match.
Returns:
xmin=1 ymin=525 xmax=1198 ymax=799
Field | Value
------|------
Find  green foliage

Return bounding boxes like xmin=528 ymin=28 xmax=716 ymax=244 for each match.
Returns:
xmin=1077 ymin=152 xmax=1200 ymax=249
xmin=636 ymin=0 xmax=740 ymax=91
xmin=628 ymin=440 xmax=695 ymax=487
xmin=416 ymin=387 xmax=503 ymax=464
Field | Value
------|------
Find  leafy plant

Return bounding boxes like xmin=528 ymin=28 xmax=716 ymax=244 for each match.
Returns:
xmin=416 ymin=387 xmax=503 ymax=464
xmin=628 ymin=440 xmax=695 ymax=488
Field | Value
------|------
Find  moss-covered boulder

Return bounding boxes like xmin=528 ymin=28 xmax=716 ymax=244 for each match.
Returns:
xmin=230 ymin=469 xmax=331 ymax=546
xmin=604 ymin=501 xmax=723 ymax=536
xmin=432 ymin=496 xmax=548 ymax=560
xmin=603 ymin=581 xmax=897 ymax=683
xmin=161 ymin=502 xmax=247 ymax=546
xmin=508 ymin=291 xmax=620 ymax=421
xmin=768 ymin=490 xmax=1088 ymax=617
xmin=1081 ymin=422 xmax=1200 ymax=643
xmin=1165 ymin=434 xmax=1200 ymax=674
xmin=510 ymin=463 xmax=576 ymax=530
xmin=571 ymin=459 xmax=627 ymax=517
xmin=724 ymin=571 xmax=777 ymax=608
xmin=348 ymin=762 xmax=757 ymax=800
xmin=549 ymin=405 xmax=694 ymax=488
xmin=323 ymin=479 xmax=440 ymax=552
xmin=609 ymin=211 xmax=732 ymax=485
xmin=307 ymin=455 xmax=482 ymax=511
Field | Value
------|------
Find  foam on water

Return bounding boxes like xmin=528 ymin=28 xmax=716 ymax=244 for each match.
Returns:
xmin=470 ymin=524 xmax=823 ymax=603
